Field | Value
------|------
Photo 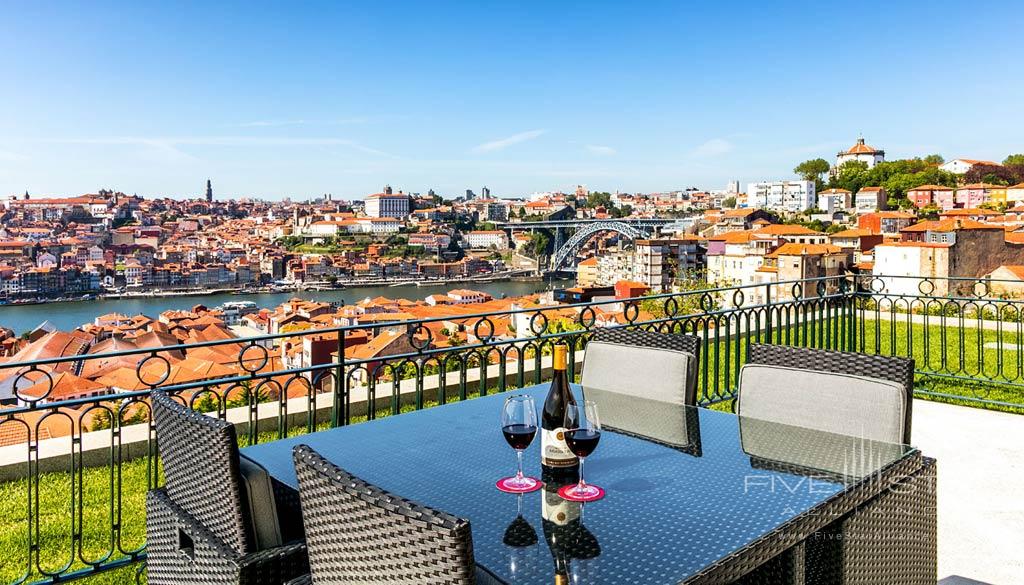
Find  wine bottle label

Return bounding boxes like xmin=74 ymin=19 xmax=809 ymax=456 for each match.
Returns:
xmin=542 ymin=485 xmax=580 ymax=526
xmin=542 ymin=427 xmax=576 ymax=466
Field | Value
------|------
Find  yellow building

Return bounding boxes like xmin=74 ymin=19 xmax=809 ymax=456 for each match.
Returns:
xmin=576 ymin=256 xmax=599 ymax=288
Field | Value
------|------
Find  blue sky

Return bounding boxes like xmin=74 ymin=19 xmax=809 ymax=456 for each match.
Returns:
xmin=2 ymin=1 xmax=1022 ymax=200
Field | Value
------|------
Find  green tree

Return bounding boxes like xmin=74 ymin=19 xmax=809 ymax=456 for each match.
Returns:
xmin=528 ymin=232 xmax=550 ymax=258
xmin=722 ymin=196 xmax=737 ymax=208
xmin=585 ymin=192 xmax=614 ymax=209
xmin=923 ymin=154 xmax=945 ymax=165
xmin=794 ymin=158 xmax=831 ymax=190
xmin=829 ymin=160 xmax=870 ymax=194
xmin=1003 ymin=154 xmax=1024 ymax=167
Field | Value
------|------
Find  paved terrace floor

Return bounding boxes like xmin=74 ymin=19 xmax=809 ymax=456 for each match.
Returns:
xmin=915 ymin=399 xmax=1024 ymax=584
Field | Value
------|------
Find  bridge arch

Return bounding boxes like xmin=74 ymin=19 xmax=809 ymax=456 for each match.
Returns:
xmin=550 ymin=221 xmax=646 ymax=271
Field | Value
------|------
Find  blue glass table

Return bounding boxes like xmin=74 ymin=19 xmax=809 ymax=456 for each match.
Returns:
xmin=242 ymin=384 xmax=932 ymax=584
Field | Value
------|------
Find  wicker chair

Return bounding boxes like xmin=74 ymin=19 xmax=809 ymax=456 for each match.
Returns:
xmin=739 ymin=344 xmax=915 ymax=445
xmin=146 ymin=391 xmax=309 ymax=585
xmin=579 ymin=328 xmax=702 ymax=451
xmin=290 ymin=444 xmax=503 ymax=585
xmin=583 ymin=327 xmax=701 ymax=404
xmin=739 ymin=345 xmax=935 ymax=583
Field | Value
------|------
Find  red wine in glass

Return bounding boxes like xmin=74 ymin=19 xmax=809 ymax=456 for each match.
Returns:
xmin=565 ymin=428 xmax=600 ymax=458
xmin=503 ymin=423 xmax=538 ymax=451
xmin=559 ymin=401 xmax=604 ymax=501
xmin=497 ymin=395 xmax=542 ymax=493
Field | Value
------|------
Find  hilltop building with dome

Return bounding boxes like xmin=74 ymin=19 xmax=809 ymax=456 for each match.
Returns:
xmin=836 ymin=137 xmax=885 ymax=170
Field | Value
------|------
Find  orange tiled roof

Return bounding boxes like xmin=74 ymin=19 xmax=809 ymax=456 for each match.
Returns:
xmin=766 ymin=243 xmax=842 ymax=257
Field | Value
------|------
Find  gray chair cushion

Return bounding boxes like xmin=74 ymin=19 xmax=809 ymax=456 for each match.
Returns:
xmin=581 ymin=341 xmax=695 ymax=405
xmin=737 ymin=364 xmax=907 ymax=444
xmin=238 ymin=455 xmax=284 ymax=550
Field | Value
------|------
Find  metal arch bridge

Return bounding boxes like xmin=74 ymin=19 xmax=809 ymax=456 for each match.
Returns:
xmin=500 ymin=218 xmax=684 ymax=230
xmin=549 ymin=220 xmax=647 ymax=271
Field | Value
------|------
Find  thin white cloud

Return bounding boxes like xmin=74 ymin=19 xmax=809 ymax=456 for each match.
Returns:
xmin=237 ymin=117 xmax=369 ymax=128
xmin=585 ymin=145 xmax=616 ymax=156
xmin=47 ymin=136 xmax=398 ymax=158
xmin=0 ymin=149 xmax=27 ymax=162
xmin=692 ymin=138 xmax=734 ymax=157
xmin=472 ymin=129 xmax=546 ymax=153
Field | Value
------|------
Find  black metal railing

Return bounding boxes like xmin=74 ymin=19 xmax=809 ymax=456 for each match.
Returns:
xmin=0 ymin=274 xmax=1020 ymax=584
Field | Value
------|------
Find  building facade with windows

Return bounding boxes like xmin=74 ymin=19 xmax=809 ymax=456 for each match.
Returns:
xmin=745 ymin=180 xmax=816 ymax=213
xmin=364 ymin=186 xmax=411 ymax=218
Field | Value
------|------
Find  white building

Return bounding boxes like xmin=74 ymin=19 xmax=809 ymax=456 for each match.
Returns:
xmin=872 ymin=242 xmax=951 ymax=296
xmin=817 ymin=188 xmax=852 ymax=213
xmin=836 ymin=138 xmax=885 ymax=169
xmin=364 ymin=186 xmax=411 ymax=218
xmin=447 ymin=289 xmax=493 ymax=304
xmin=463 ymin=230 xmax=509 ymax=250
xmin=939 ymin=158 xmax=1001 ymax=175
xmin=746 ymin=180 xmax=816 ymax=213
xmin=855 ymin=187 xmax=887 ymax=213
xmin=354 ymin=218 xmax=401 ymax=234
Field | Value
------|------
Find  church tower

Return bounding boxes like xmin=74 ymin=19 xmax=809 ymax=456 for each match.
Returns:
xmin=205 ymin=179 xmax=213 ymax=202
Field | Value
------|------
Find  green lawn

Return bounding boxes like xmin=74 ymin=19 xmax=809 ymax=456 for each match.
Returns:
xmin=3 ymin=315 xmax=1023 ymax=584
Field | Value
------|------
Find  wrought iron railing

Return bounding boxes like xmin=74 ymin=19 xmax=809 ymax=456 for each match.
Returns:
xmin=0 ymin=274 xmax=1020 ymax=584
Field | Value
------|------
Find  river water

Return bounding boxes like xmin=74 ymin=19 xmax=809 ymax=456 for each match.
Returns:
xmin=0 ymin=279 xmax=570 ymax=335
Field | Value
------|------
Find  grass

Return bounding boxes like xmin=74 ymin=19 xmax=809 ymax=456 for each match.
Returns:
xmin=3 ymin=314 xmax=1023 ymax=583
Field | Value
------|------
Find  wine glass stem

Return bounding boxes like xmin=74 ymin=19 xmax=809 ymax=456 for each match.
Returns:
xmin=577 ymin=457 xmax=587 ymax=494
xmin=516 ymin=449 xmax=524 ymax=481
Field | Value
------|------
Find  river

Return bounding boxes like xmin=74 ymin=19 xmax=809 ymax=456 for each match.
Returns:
xmin=0 ymin=278 xmax=571 ymax=335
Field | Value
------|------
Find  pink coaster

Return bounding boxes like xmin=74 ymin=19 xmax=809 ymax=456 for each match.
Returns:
xmin=558 ymin=484 xmax=605 ymax=502
xmin=495 ymin=476 xmax=543 ymax=494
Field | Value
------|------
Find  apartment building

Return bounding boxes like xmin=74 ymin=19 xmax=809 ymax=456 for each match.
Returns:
xmin=818 ymin=188 xmax=852 ymax=212
xmin=875 ymin=219 xmax=1023 ymax=296
xmin=752 ymin=243 xmax=851 ymax=303
xmin=746 ymin=180 xmax=816 ymax=213
xmin=463 ymin=230 xmax=509 ymax=250
xmin=858 ymin=211 xmax=917 ymax=236
xmin=906 ymin=185 xmax=955 ymax=210
xmin=855 ymin=187 xmax=887 ymax=212
xmin=706 ymin=225 xmax=827 ymax=289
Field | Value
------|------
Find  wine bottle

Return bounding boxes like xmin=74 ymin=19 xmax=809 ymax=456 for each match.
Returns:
xmin=541 ymin=466 xmax=580 ymax=585
xmin=541 ymin=343 xmax=578 ymax=473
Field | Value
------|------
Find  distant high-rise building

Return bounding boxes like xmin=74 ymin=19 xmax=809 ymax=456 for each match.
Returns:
xmin=726 ymin=180 xmax=740 ymax=194
xmin=465 ymin=189 xmax=475 ymax=199
xmin=481 ymin=186 xmax=491 ymax=198
xmin=205 ymin=179 xmax=213 ymax=202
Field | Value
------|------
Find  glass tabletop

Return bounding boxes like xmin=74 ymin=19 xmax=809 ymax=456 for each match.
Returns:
xmin=242 ymin=384 xmax=917 ymax=585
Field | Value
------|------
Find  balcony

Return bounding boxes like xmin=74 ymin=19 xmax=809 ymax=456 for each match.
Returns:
xmin=0 ymin=275 xmax=1021 ymax=584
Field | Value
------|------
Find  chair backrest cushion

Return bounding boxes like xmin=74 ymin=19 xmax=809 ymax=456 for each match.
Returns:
xmin=151 ymin=391 xmax=254 ymax=554
xmin=238 ymin=455 xmax=284 ymax=550
xmin=292 ymin=444 xmax=477 ymax=584
xmin=737 ymin=364 xmax=907 ymax=444
xmin=581 ymin=341 xmax=696 ymax=406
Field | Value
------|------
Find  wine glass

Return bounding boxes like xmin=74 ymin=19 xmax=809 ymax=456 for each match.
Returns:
xmin=497 ymin=395 xmax=541 ymax=493
xmin=560 ymin=401 xmax=604 ymax=501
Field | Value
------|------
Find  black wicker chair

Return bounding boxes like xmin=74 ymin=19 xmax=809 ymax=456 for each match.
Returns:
xmin=740 ymin=343 xmax=915 ymax=445
xmin=290 ymin=444 xmax=503 ymax=585
xmin=583 ymin=327 xmax=701 ymax=404
xmin=146 ymin=391 xmax=309 ymax=585
xmin=740 ymin=345 xmax=934 ymax=583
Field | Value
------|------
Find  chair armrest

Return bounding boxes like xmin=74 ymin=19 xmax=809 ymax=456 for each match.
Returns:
xmin=237 ymin=541 xmax=309 ymax=585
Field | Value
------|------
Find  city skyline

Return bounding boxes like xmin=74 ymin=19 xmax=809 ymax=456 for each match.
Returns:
xmin=3 ymin=1 xmax=1023 ymax=199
